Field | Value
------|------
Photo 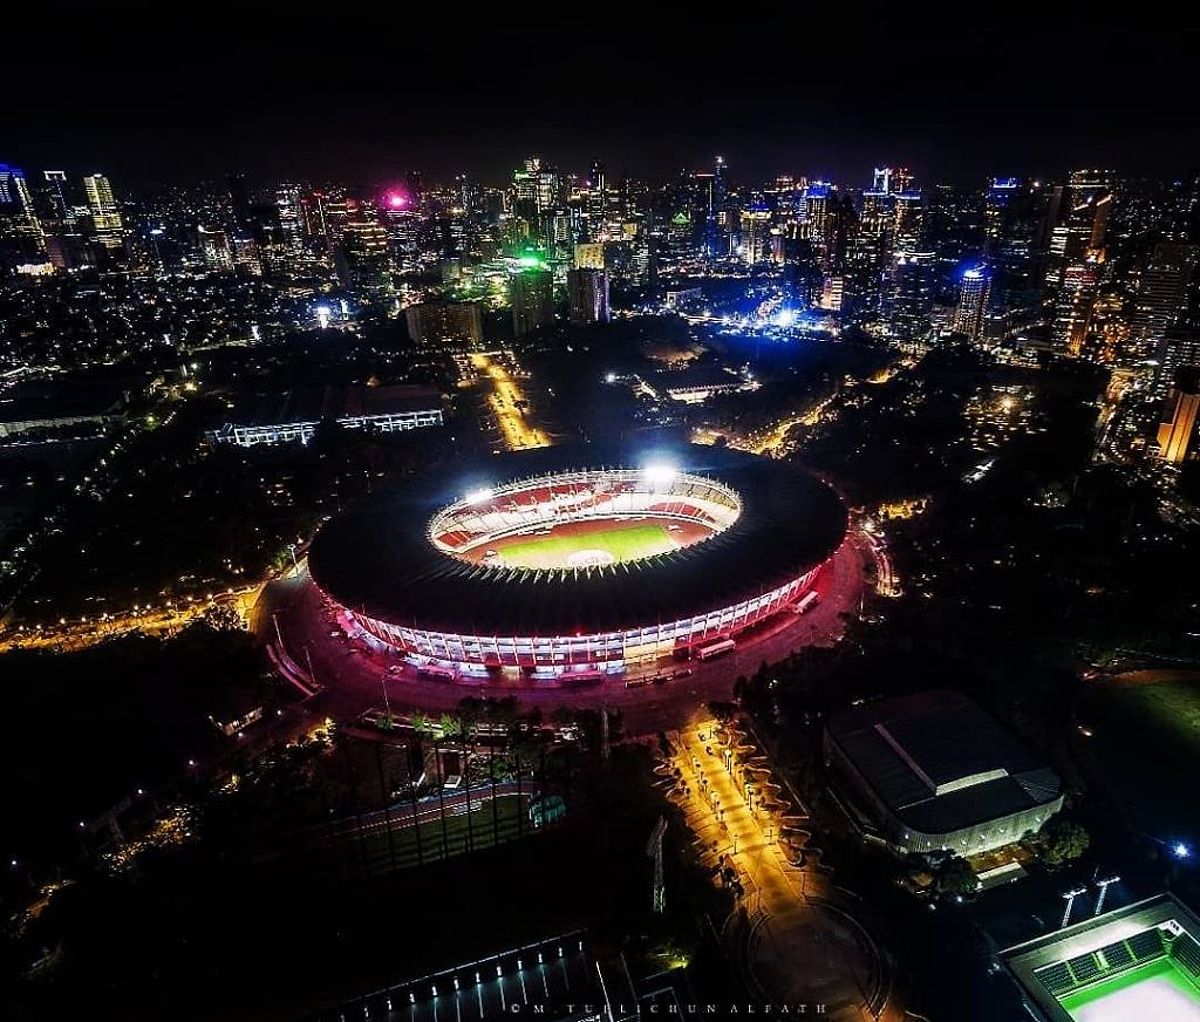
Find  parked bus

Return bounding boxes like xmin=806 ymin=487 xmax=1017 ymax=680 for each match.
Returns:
xmin=794 ymin=591 xmax=820 ymax=615
xmin=696 ymin=637 xmax=736 ymax=661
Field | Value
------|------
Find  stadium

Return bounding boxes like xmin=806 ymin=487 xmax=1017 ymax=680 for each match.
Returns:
xmin=1003 ymin=893 xmax=1200 ymax=1021
xmin=306 ymin=444 xmax=847 ymax=678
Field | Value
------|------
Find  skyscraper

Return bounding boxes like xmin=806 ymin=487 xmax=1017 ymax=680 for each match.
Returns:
xmin=511 ymin=262 xmax=555 ymax=336
xmin=82 ymin=173 xmax=124 ymax=248
xmin=567 ymin=268 xmax=610 ymax=324
xmin=405 ymin=301 xmax=483 ymax=347
xmin=1053 ymin=262 xmax=1100 ymax=356
xmin=739 ymin=206 xmax=772 ymax=265
xmin=275 ymin=184 xmax=304 ymax=252
xmin=198 ymin=227 xmax=234 ymax=271
xmin=0 ymin=164 xmax=44 ymax=251
xmin=953 ymin=266 xmax=990 ymax=341
xmin=41 ymin=170 xmax=72 ymax=225
xmin=1130 ymin=243 xmax=1196 ymax=357
xmin=1157 ymin=367 xmax=1200 ymax=463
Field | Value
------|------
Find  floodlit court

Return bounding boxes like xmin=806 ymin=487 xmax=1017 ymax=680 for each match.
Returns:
xmin=1003 ymin=894 xmax=1200 ymax=1022
xmin=494 ymin=521 xmax=679 ymax=569
xmin=1059 ymin=959 xmax=1200 ymax=1022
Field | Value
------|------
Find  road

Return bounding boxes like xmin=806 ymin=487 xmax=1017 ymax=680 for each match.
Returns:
xmin=251 ymin=535 xmax=867 ymax=736
xmin=0 ymin=583 xmax=262 ymax=653
xmin=672 ymin=722 xmax=900 ymax=1020
xmin=471 ymin=351 xmax=551 ymax=451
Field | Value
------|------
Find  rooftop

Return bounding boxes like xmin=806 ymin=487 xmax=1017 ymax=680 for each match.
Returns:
xmin=827 ymin=690 xmax=1063 ymax=836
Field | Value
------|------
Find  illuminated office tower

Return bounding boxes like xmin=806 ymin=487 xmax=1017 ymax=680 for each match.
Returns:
xmin=1129 ymin=243 xmax=1196 ymax=355
xmin=301 ymin=190 xmax=348 ymax=247
xmin=275 ymin=184 xmax=304 ymax=251
xmin=404 ymin=300 xmax=483 ymax=346
xmin=0 ymin=164 xmax=44 ymax=250
xmin=984 ymin=177 xmax=1021 ymax=252
xmin=1157 ymin=367 xmax=1200 ymax=463
xmin=574 ymin=242 xmax=605 ymax=269
xmin=740 ymin=206 xmax=772 ymax=265
xmin=1053 ymin=262 xmax=1100 ymax=356
xmin=587 ymin=160 xmax=606 ymax=217
xmin=1057 ymin=169 xmax=1114 ymax=265
xmin=199 ymin=227 xmax=234 ymax=271
xmin=232 ymin=235 xmax=263 ymax=276
xmin=339 ymin=213 xmax=391 ymax=294
xmin=83 ymin=173 xmax=124 ymax=247
xmin=42 ymin=170 xmax=73 ymax=225
xmin=885 ymin=251 xmax=935 ymax=342
xmin=227 ymin=172 xmax=253 ymax=231
xmin=953 ymin=266 xmax=990 ymax=341
xmin=567 ymin=267 xmax=610 ymax=324
xmin=511 ymin=261 xmax=555 ymax=336
xmin=893 ymin=190 xmax=923 ymax=253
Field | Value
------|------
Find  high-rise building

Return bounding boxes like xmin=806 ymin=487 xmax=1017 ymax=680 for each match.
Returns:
xmin=1130 ymin=243 xmax=1196 ymax=353
xmin=82 ymin=173 xmax=124 ymax=248
xmin=573 ymin=243 xmax=605 ymax=270
xmin=0 ymin=164 xmax=45 ymax=251
xmin=739 ymin=206 xmax=772 ymax=265
xmin=275 ymin=184 xmax=304 ymax=252
xmin=1053 ymin=262 xmax=1100 ymax=356
xmin=567 ymin=267 xmax=610 ymax=324
xmin=339 ymin=212 xmax=391 ymax=294
xmin=41 ymin=170 xmax=73 ymax=225
xmin=953 ymin=266 xmax=990 ymax=341
xmin=885 ymin=251 xmax=935 ymax=343
xmin=405 ymin=300 xmax=483 ymax=346
xmin=198 ymin=227 xmax=234 ymax=271
xmin=231 ymin=235 xmax=263 ymax=276
xmin=511 ymin=263 xmax=555 ymax=336
xmin=1064 ymin=169 xmax=1114 ymax=261
xmin=227 ymin=172 xmax=253 ymax=231
xmin=1157 ymin=367 xmax=1200 ymax=463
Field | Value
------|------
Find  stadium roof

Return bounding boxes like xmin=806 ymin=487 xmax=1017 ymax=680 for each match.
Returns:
xmin=827 ymin=690 xmax=1063 ymax=837
xmin=307 ymin=444 xmax=846 ymax=636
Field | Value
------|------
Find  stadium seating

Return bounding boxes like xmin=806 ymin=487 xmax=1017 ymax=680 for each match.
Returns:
xmin=1172 ymin=933 xmax=1200 ymax=978
xmin=1037 ymin=928 xmax=1174 ymax=1000
xmin=1098 ymin=939 xmax=1133 ymax=970
xmin=1067 ymin=953 xmax=1102 ymax=983
xmin=1037 ymin=962 xmax=1076 ymax=997
xmin=1129 ymin=927 xmax=1168 ymax=963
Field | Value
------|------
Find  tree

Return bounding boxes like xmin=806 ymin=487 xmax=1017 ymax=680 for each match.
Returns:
xmin=935 ymin=856 xmax=978 ymax=896
xmin=1038 ymin=818 xmax=1091 ymax=867
xmin=201 ymin=603 xmax=244 ymax=632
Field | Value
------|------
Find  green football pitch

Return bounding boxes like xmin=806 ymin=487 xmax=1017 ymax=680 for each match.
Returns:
xmin=1057 ymin=958 xmax=1200 ymax=1021
xmin=497 ymin=521 xmax=677 ymax=569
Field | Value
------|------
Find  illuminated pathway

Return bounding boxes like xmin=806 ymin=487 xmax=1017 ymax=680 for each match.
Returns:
xmin=672 ymin=722 xmax=898 ymax=1021
xmin=471 ymin=351 xmax=550 ymax=451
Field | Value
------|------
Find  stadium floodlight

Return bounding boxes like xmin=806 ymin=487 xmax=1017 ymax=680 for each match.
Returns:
xmin=464 ymin=487 xmax=495 ymax=504
xmin=641 ymin=462 xmax=679 ymax=487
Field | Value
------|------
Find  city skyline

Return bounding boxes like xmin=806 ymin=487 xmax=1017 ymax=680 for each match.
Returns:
xmin=5 ymin=13 xmax=1200 ymax=1022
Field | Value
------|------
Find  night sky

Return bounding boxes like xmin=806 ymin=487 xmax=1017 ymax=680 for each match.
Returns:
xmin=5 ymin=12 xmax=1198 ymax=189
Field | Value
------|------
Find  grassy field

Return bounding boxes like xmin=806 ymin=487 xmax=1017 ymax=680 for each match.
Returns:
xmin=1058 ymin=958 xmax=1200 ymax=1021
xmin=1083 ymin=673 xmax=1200 ymax=838
xmin=498 ymin=521 xmax=676 ymax=569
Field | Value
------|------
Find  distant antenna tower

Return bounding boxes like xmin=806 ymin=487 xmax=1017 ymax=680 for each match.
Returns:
xmin=647 ymin=815 xmax=667 ymax=913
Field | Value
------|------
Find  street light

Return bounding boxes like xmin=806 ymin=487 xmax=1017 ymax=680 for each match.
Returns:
xmin=1094 ymin=875 xmax=1120 ymax=916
